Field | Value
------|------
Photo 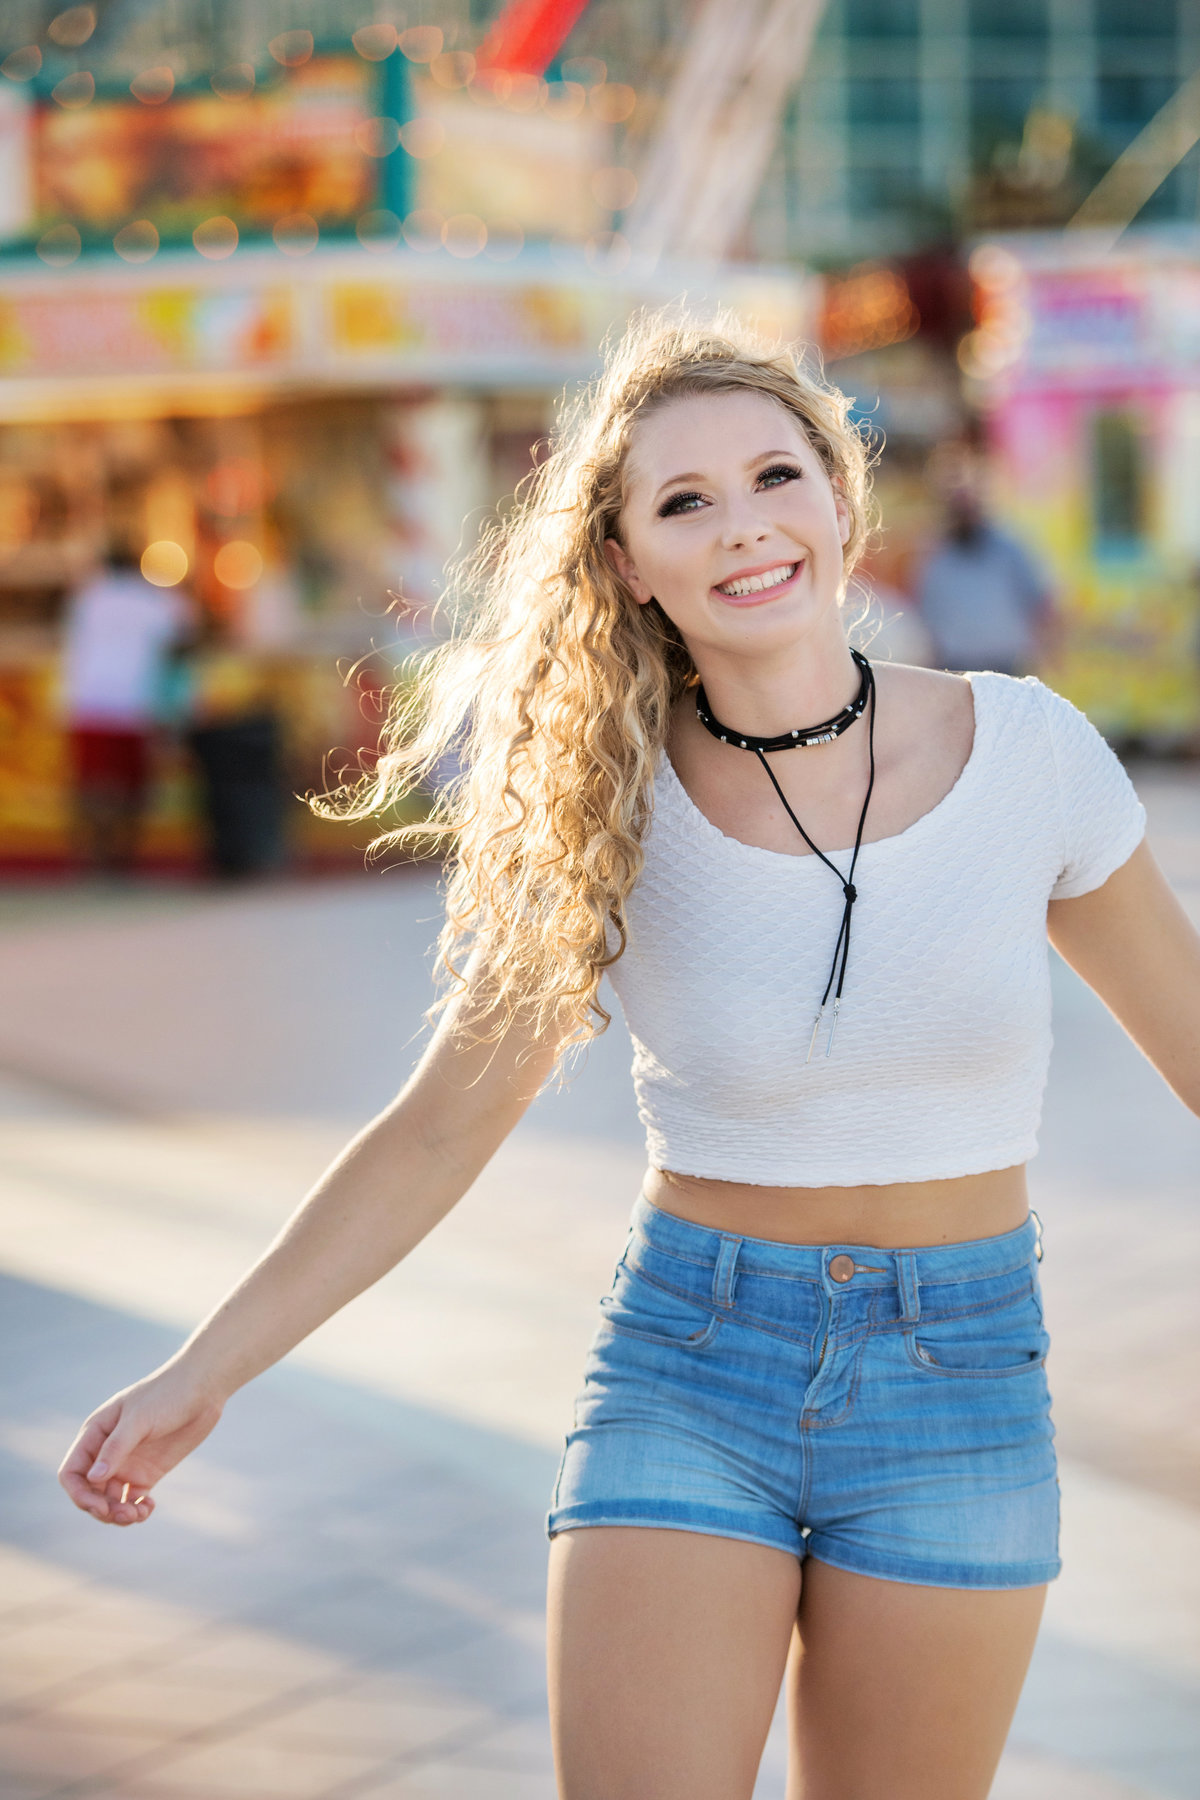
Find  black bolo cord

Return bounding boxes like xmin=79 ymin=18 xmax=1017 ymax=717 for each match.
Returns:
xmin=696 ymin=655 xmax=877 ymax=1061
xmin=753 ymin=662 xmax=875 ymax=1057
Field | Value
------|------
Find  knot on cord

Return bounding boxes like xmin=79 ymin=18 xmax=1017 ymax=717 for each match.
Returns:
xmin=842 ymin=882 xmax=857 ymax=904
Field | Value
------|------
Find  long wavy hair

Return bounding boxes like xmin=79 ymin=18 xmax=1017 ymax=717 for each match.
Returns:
xmin=318 ymin=310 xmax=877 ymax=1066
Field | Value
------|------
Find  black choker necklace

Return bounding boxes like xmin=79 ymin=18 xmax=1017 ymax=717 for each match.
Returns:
xmin=693 ymin=649 xmax=877 ymax=1060
xmin=694 ymin=648 xmax=872 ymax=752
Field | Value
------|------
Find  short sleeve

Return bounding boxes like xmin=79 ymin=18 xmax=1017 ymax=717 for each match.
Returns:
xmin=1032 ymin=681 xmax=1146 ymax=900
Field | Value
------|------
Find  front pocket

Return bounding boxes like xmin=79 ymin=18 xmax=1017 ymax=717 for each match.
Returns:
xmin=905 ymin=1279 xmax=1048 ymax=1378
xmin=598 ymin=1261 xmax=722 ymax=1349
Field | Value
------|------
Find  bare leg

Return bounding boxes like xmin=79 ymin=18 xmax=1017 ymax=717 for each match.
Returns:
xmin=785 ymin=1559 xmax=1047 ymax=1800
xmin=548 ymin=1526 xmax=802 ymax=1800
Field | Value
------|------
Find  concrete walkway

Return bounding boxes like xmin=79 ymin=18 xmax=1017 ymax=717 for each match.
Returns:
xmin=0 ymin=761 xmax=1197 ymax=1799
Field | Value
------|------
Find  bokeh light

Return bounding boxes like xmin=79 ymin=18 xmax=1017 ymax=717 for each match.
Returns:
xmin=505 ymin=74 xmax=544 ymax=113
xmin=442 ymin=214 xmax=487 ymax=258
xmin=130 ymin=66 xmax=174 ymax=105
xmin=273 ymin=212 xmax=319 ymax=256
xmin=1 ymin=46 xmax=42 ymax=81
xmin=36 ymin=224 xmax=81 ymax=267
xmin=430 ymin=53 xmax=475 ymax=90
xmin=113 ymin=220 xmax=159 ymax=263
xmin=141 ymin=541 xmax=189 ymax=587
xmin=356 ymin=210 xmax=403 ymax=251
xmin=402 ymin=209 xmax=443 ymax=252
xmin=193 ymin=216 xmax=238 ymax=260
xmin=47 ymin=6 xmax=95 ymax=47
xmin=968 ymin=243 xmax=1024 ymax=292
xmin=354 ymin=117 xmax=402 ymax=158
xmin=468 ymin=70 xmax=507 ymax=106
xmin=352 ymin=23 xmax=397 ymax=62
xmin=52 ymin=72 xmax=95 ymax=110
xmin=268 ymin=31 xmax=313 ymax=68
xmin=400 ymin=27 xmax=443 ymax=63
xmin=820 ymin=262 xmax=920 ymax=360
xmin=399 ymin=118 xmax=445 ymax=159
xmin=214 ymin=541 xmax=264 ymax=589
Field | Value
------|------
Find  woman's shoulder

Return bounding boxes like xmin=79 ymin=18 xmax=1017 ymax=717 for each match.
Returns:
xmin=870 ymin=659 xmax=976 ymax=756
xmin=874 ymin=660 xmax=1052 ymax=729
xmin=868 ymin=663 xmax=1064 ymax=810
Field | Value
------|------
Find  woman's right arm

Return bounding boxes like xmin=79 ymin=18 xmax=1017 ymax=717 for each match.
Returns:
xmin=57 ymin=964 xmax=568 ymax=1527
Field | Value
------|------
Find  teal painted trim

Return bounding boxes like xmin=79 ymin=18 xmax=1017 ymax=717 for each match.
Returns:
xmin=381 ymin=49 xmax=414 ymax=221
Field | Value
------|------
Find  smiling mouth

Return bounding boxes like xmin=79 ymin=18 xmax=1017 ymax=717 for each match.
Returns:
xmin=714 ymin=562 xmax=800 ymax=598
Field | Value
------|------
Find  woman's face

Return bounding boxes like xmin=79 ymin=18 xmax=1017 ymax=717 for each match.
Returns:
xmin=606 ymin=389 xmax=851 ymax=663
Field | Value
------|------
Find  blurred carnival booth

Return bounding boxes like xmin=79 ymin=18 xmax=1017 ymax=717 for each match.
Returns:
xmin=0 ymin=37 xmax=814 ymax=869
xmin=965 ymin=231 xmax=1200 ymax=747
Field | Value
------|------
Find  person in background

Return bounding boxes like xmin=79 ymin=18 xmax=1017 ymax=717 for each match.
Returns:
xmin=60 ymin=541 xmax=192 ymax=875
xmin=916 ymin=463 xmax=1054 ymax=677
xmin=184 ymin=619 xmax=285 ymax=880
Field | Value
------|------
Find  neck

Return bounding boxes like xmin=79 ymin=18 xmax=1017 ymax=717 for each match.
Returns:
xmin=690 ymin=625 xmax=861 ymax=742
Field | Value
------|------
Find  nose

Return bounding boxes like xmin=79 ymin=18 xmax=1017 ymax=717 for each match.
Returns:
xmin=720 ymin=498 xmax=772 ymax=549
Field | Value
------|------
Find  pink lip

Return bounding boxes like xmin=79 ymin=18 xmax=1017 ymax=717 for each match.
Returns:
xmin=712 ymin=560 xmax=804 ymax=607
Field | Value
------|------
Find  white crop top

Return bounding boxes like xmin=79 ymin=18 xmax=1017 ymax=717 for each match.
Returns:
xmin=605 ymin=673 xmax=1146 ymax=1187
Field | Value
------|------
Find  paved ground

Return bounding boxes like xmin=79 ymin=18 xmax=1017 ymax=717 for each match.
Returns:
xmin=0 ymin=760 xmax=1197 ymax=1800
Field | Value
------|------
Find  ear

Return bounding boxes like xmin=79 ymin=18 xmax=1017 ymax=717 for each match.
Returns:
xmin=831 ymin=479 xmax=852 ymax=549
xmin=604 ymin=537 xmax=653 ymax=606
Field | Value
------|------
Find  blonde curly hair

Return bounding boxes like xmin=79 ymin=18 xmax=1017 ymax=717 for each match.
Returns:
xmin=320 ymin=309 xmax=876 ymax=1064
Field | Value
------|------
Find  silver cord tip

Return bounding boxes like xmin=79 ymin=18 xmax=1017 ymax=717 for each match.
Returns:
xmin=805 ymin=1008 xmax=825 ymax=1064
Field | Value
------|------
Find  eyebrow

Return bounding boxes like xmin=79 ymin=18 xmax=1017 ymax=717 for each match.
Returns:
xmin=651 ymin=450 xmax=801 ymax=503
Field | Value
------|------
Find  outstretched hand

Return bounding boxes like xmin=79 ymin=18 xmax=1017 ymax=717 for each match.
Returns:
xmin=57 ymin=1369 xmax=225 ymax=1527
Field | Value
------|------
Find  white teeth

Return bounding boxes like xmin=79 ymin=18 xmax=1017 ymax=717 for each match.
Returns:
xmin=717 ymin=563 xmax=797 ymax=597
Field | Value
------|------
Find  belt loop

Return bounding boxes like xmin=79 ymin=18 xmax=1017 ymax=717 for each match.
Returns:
xmin=895 ymin=1250 xmax=921 ymax=1323
xmin=712 ymin=1235 xmax=741 ymax=1309
xmin=1030 ymin=1208 xmax=1044 ymax=1263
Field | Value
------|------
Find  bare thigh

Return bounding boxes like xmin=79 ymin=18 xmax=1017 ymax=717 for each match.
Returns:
xmin=547 ymin=1526 xmax=801 ymax=1800
xmin=786 ymin=1558 xmax=1048 ymax=1800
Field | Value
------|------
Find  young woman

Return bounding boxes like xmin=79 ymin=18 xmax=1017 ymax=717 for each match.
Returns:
xmin=60 ymin=316 xmax=1200 ymax=1800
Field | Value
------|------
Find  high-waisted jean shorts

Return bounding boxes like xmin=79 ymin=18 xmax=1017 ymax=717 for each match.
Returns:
xmin=547 ymin=1196 xmax=1061 ymax=1589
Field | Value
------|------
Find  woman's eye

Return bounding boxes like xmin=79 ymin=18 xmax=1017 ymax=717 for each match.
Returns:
xmin=758 ymin=464 xmax=801 ymax=489
xmin=658 ymin=489 xmax=705 ymax=517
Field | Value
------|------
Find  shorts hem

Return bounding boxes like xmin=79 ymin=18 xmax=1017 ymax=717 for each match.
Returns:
xmin=805 ymin=1535 xmax=1061 ymax=1591
xmin=546 ymin=1501 xmax=804 ymax=1561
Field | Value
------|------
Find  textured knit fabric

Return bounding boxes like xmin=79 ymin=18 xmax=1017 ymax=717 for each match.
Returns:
xmin=606 ymin=673 xmax=1146 ymax=1187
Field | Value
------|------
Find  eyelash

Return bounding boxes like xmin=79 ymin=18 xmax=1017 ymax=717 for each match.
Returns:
xmin=656 ymin=463 xmax=802 ymax=518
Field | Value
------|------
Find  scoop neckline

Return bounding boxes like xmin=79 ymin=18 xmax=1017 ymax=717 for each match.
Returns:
xmin=655 ymin=669 xmax=995 ymax=867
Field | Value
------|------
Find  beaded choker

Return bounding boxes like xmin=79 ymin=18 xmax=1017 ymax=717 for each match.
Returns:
xmin=694 ymin=648 xmax=872 ymax=752
xmin=693 ymin=649 xmax=877 ymax=1059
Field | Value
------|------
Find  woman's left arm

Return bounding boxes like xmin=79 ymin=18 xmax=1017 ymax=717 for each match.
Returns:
xmin=1047 ymin=838 xmax=1200 ymax=1117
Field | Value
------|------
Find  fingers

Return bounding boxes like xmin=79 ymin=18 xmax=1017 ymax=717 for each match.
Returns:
xmin=58 ymin=1415 xmax=116 ymax=1519
xmin=106 ymin=1477 xmax=155 ymax=1526
xmin=110 ymin=1487 xmax=155 ymax=1527
xmin=86 ymin=1422 xmax=131 ymax=1489
xmin=58 ymin=1402 xmax=156 ymax=1526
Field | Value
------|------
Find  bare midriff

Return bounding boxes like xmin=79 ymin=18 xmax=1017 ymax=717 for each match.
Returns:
xmin=642 ymin=1164 xmax=1030 ymax=1249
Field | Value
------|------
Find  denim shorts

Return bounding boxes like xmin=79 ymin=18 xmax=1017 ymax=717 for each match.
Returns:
xmin=547 ymin=1195 xmax=1061 ymax=1589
